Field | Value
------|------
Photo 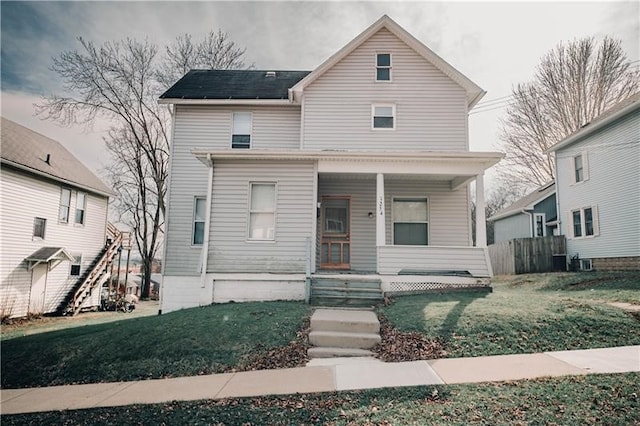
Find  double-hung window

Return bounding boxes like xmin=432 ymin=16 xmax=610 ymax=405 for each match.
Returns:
xmin=534 ymin=213 xmax=546 ymax=237
xmin=393 ymin=198 xmax=429 ymax=245
xmin=572 ymin=152 xmax=589 ymax=184
xmin=248 ymin=183 xmax=276 ymax=241
xmin=75 ymin=192 xmax=86 ymax=225
xmin=570 ymin=206 xmax=598 ymax=238
xmin=59 ymin=188 xmax=71 ymax=223
xmin=192 ymin=197 xmax=206 ymax=245
xmin=70 ymin=255 xmax=82 ymax=277
xmin=376 ymin=53 xmax=391 ymax=81
xmin=232 ymin=112 xmax=252 ymax=149
xmin=372 ymin=104 xmax=395 ymax=129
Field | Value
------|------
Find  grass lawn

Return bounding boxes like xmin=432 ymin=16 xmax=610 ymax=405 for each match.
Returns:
xmin=1 ymin=301 xmax=311 ymax=389
xmin=380 ymin=271 xmax=640 ymax=358
xmin=3 ymin=373 xmax=639 ymax=425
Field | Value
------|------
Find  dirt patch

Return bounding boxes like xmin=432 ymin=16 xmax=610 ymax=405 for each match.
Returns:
xmin=566 ymin=277 xmax=625 ymax=289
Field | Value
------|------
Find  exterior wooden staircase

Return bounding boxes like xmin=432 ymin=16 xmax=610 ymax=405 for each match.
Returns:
xmin=58 ymin=223 xmax=128 ymax=316
xmin=309 ymin=276 xmax=383 ymax=307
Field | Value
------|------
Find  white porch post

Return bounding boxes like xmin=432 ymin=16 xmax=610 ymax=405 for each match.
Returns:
xmin=475 ymin=172 xmax=487 ymax=247
xmin=376 ymin=173 xmax=386 ymax=246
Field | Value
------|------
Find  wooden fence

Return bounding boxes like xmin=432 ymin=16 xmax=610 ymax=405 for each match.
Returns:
xmin=488 ymin=236 xmax=567 ymax=275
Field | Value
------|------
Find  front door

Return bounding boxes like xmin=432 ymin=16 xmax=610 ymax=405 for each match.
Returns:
xmin=320 ymin=196 xmax=351 ymax=269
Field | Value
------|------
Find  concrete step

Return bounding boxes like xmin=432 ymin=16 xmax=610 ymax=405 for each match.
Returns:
xmin=309 ymin=296 xmax=381 ymax=308
xmin=307 ymin=347 xmax=376 ymax=358
xmin=309 ymin=330 xmax=381 ymax=349
xmin=311 ymin=278 xmax=381 ymax=290
xmin=311 ymin=308 xmax=380 ymax=334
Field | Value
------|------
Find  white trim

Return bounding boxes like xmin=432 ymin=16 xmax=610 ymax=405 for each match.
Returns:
xmin=158 ymin=98 xmax=293 ymax=106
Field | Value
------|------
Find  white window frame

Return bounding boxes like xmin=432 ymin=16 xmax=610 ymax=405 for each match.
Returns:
xmin=231 ymin=112 xmax=252 ymax=149
xmin=59 ymin=188 xmax=71 ymax=223
xmin=375 ymin=53 xmax=392 ymax=82
xmin=392 ymin=197 xmax=429 ymax=246
xmin=580 ymin=259 xmax=593 ymax=271
xmin=571 ymin=152 xmax=589 ymax=184
xmin=372 ymin=104 xmax=396 ymax=130
xmin=192 ymin=196 xmax=206 ymax=246
xmin=534 ymin=213 xmax=546 ymax=237
xmin=75 ymin=192 xmax=87 ymax=225
xmin=33 ymin=217 xmax=46 ymax=240
xmin=70 ymin=254 xmax=82 ymax=277
xmin=247 ymin=182 xmax=277 ymax=242
xmin=567 ymin=206 xmax=599 ymax=239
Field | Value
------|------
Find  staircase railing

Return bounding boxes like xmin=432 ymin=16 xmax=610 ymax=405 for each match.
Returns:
xmin=62 ymin=223 xmax=125 ymax=315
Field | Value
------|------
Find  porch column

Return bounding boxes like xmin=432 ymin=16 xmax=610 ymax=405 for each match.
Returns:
xmin=376 ymin=173 xmax=386 ymax=246
xmin=475 ymin=172 xmax=487 ymax=247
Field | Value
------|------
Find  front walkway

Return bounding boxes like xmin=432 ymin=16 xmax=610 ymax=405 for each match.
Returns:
xmin=2 ymin=345 xmax=638 ymax=415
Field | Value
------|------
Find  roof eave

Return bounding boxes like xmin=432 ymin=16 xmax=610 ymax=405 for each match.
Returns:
xmin=1 ymin=159 xmax=113 ymax=198
xmin=158 ymin=98 xmax=296 ymax=106
xmin=547 ymin=96 xmax=640 ymax=153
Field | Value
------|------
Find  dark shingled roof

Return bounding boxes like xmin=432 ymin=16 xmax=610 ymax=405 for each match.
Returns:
xmin=159 ymin=70 xmax=311 ymax=100
xmin=1 ymin=117 xmax=112 ymax=196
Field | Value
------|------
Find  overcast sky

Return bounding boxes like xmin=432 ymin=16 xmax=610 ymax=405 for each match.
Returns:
xmin=2 ymin=1 xmax=638 ymax=188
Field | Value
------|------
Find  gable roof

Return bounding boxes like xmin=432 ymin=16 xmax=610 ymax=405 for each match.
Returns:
xmin=547 ymin=92 xmax=640 ymax=153
xmin=0 ymin=117 xmax=112 ymax=197
xmin=159 ymin=70 xmax=311 ymax=103
xmin=290 ymin=15 xmax=485 ymax=107
xmin=488 ymin=181 xmax=556 ymax=222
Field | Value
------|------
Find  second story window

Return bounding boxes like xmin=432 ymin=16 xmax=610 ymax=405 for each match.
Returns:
xmin=232 ymin=112 xmax=252 ymax=149
xmin=574 ymin=154 xmax=584 ymax=183
xmin=376 ymin=53 xmax=391 ymax=81
xmin=372 ymin=104 xmax=395 ymax=129
xmin=59 ymin=188 xmax=71 ymax=223
xmin=75 ymin=192 xmax=87 ymax=225
xmin=192 ymin=197 xmax=206 ymax=245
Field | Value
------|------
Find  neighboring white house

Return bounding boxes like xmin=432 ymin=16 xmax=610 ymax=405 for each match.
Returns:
xmin=0 ymin=117 xmax=119 ymax=318
xmin=158 ymin=15 xmax=503 ymax=313
xmin=546 ymin=93 xmax=640 ymax=271
xmin=488 ymin=182 xmax=558 ymax=243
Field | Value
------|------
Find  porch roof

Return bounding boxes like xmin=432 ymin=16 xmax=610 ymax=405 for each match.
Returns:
xmin=25 ymin=247 xmax=75 ymax=270
xmin=193 ymin=149 xmax=503 ymax=189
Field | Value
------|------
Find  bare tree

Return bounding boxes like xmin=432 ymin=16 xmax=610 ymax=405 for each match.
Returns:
xmin=472 ymin=179 xmax=528 ymax=245
xmin=499 ymin=36 xmax=639 ymax=188
xmin=38 ymin=32 xmax=248 ymax=298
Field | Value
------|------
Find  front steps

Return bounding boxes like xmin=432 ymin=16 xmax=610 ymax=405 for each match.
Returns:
xmin=310 ymin=277 xmax=383 ymax=307
xmin=308 ymin=308 xmax=381 ymax=359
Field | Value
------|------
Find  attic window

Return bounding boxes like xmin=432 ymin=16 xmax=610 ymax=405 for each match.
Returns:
xmin=232 ymin=112 xmax=252 ymax=149
xmin=376 ymin=53 xmax=391 ymax=81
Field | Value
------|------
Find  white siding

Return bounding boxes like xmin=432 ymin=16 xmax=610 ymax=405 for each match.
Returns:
xmin=378 ymin=246 xmax=490 ymax=277
xmin=0 ymin=167 xmax=108 ymax=317
xmin=556 ymin=110 xmax=640 ymax=259
xmin=207 ymin=160 xmax=315 ymax=273
xmin=303 ymin=28 xmax=468 ymax=151
xmin=173 ymin=105 xmax=301 ymax=151
xmin=493 ymin=214 xmax=532 ymax=242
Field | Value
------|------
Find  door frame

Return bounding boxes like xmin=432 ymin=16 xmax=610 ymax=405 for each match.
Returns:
xmin=320 ymin=195 xmax=351 ymax=270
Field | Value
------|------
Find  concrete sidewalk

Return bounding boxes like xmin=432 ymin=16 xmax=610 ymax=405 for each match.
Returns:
xmin=2 ymin=345 xmax=638 ymax=415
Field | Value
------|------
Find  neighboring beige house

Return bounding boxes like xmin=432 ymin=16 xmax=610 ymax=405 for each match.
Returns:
xmin=546 ymin=93 xmax=640 ymax=271
xmin=1 ymin=118 xmax=122 ymax=318
xmin=158 ymin=15 xmax=503 ymax=313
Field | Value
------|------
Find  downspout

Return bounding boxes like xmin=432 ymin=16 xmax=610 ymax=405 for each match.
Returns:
xmin=523 ymin=209 xmax=534 ymax=237
xmin=200 ymin=154 xmax=214 ymax=299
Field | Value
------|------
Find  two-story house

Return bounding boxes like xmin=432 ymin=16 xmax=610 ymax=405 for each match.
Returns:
xmin=1 ymin=118 xmax=122 ymax=318
xmin=546 ymin=93 xmax=639 ymax=271
xmin=158 ymin=15 xmax=503 ymax=313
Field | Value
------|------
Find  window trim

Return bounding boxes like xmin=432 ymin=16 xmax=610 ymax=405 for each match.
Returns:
xmin=371 ymin=103 xmax=396 ymax=130
xmin=568 ymin=206 xmax=599 ymax=239
xmin=33 ymin=217 xmax=46 ymax=240
xmin=571 ymin=151 xmax=589 ymax=184
xmin=75 ymin=192 xmax=87 ymax=225
xmin=70 ymin=254 xmax=82 ymax=277
xmin=375 ymin=52 xmax=392 ymax=82
xmin=231 ymin=111 xmax=253 ymax=149
xmin=534 ymin=213 xmax=546 ymax=237
xmin=391 ymin=197 xmax=429 ymax=246
xmin=59 ymin=188 xmax=71 ymax=223
xmin=192 ymin=196 xmax=206 ymax=246
xmin=247 ymin=182 xmax=277 ymax=242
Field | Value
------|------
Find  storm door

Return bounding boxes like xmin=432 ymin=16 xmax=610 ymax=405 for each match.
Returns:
xmin=320 ymin=196 xmax=351 ymax=269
